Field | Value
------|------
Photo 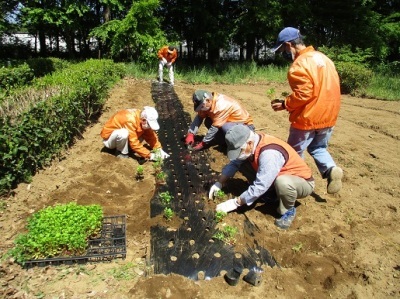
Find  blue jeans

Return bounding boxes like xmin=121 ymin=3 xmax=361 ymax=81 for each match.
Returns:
xmin=287 ymin=126 xmax=336 ymax=178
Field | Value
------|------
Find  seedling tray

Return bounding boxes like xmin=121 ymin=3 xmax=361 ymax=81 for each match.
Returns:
xmin=23 ymin=215 xmax=126 ymax=268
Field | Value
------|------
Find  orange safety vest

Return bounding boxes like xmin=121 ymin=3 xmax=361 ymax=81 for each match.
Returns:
xmin=198 ymin=92 xmax=254 ymax=128
xmin=251 ymin=133 xmax=313 ymax=180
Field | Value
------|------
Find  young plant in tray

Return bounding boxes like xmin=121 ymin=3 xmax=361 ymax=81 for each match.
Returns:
xmin=8 ymin=202 xmax=103 ymax=264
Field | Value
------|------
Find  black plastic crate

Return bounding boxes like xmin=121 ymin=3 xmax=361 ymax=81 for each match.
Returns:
xmin=23 ymin=215 xmax=127 ymax=268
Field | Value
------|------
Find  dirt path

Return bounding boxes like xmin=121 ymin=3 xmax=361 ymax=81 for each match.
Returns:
xmin=1 ymin=78 xmax=399 ymax=299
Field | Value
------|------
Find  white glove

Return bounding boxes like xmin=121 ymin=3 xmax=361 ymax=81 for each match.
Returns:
xmin=150 ymin=149 xmax=170 ymax=161
xmin=216 ymin=198 xmax=240 ymax=213
xmin=209 ymin=182 xmax=222 ymax=199
xmin=160 ymin=149 xmax=170 ymax=159
xmin=166 ymin=62 xmax=172 ymax=67
xmin=162 ymin=57 xmax=167 ymax=64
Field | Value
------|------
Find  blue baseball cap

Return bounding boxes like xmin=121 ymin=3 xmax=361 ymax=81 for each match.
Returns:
xmin=272 ymin=27 xmax=301 ymax=52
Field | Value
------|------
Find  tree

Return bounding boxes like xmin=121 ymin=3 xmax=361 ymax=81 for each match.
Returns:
xmin=90 ymin=0 xmax=166 ymax=63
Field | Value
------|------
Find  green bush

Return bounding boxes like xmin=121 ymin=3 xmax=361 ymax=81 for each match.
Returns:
xmin=25 ymin=57 xmax=71 ymax=77
xmin=319 ymin=45 xmax=374 ymax=95
xmin=336 ymin=61 xmax=373 ymax=95
xmin=0 ymin=63 xmax=34 ymax=90
xmin=8 ymin=202 xmax=103 ymax=264
xmin=0 ymin=59 xmax=126 ymax=195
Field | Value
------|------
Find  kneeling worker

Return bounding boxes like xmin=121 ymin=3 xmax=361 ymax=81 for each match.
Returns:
xmin=101 ymin=106 xmax=170 ymax=161
xmin=209 ymin=125 xmax=315 ymax=229
xmin=184 ymin=90 xmax=255 ymax=151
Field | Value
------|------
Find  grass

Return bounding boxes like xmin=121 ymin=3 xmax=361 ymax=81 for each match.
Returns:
xmin=125 ymin=60 xmax=399 ymax=101
xmin=364 ymin=73 xmax=400 ymax=101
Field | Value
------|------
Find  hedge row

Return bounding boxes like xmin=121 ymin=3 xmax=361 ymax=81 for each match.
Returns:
xmin=0 ymin=58 xmax=70 ymax=92
xmin=0 ymin=59 xmax=126 ymax=195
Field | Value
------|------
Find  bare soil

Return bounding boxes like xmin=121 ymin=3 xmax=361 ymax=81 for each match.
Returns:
xmin=1 ymin=78 xmax=399 ymax=299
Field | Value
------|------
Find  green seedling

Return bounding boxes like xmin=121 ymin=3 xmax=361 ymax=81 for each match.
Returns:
xmin=212 ymin=225 xmax=238 ymax=245
xmin=159 ymin=191 xmax=173 ymax=206
xmin=135 ymin=165 xmax=144 ymax=181
xmin=155 ymin=171 xmax=167 ymax=184
xmin=214 ymin=189 xmax=226 ymax=201
xmin=215 ymin=211 xmax=227 ymax=223
xmin=151 ymin=149 xmax=164 ymax=170
xmin=281 ymin=91 xmax=290 ymax=97
xmin=266 ymin=88 xmax=276 ymax=100
xmin=164 ymin=207 xmax=174 ymax=221
xmin=108 ymin=262 xmax=136 ymax=280
xmin=292 ymin=242 xmax=303 ymax=253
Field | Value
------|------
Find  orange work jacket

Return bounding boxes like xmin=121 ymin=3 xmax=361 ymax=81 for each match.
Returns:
xmin=100 ymin=109 xmax=161 ymax=159
xmin=285 ymin=46 xmax=341 ymax=130
xmin=157 ymin=46 xmax=178 ymax=63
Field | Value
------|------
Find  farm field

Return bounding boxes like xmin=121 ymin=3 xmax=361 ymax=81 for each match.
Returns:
xmin=1 ymin=78 xmax=399 ymax=299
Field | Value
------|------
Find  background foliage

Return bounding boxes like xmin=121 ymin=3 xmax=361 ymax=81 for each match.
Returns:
xmin=1 ymin=0 xmax=399 ymax=65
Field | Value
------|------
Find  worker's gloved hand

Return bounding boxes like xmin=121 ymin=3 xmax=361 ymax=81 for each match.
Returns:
xmin=150 ymin=149 xmax=170 ymax=161
xmin=208 ymin=182 xmax=222 ymax=199
xmin=216 ymin=198 xmax=240 ymax=213
xmin=185 ymin=133 xmax=195 ymax=146
xmin=192 ymin=141 xmax=206 ymax=151
xmin=166 ymin=62 xmax=172 ymax=67
xmin=159 ymin=149 xmax=170 ymax=159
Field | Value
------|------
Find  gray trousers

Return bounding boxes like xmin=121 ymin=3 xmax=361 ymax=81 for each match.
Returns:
xmin=239 ymin=161 xmax=314 ymax=215
xmin=275 ymin=175 xmax=315 ymax=215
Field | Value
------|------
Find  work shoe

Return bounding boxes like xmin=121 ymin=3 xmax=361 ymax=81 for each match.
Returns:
xmin=327 ymin=166 xmax=343 ymax=194
xmin=275 ymin=207 xmax=296 ymax=230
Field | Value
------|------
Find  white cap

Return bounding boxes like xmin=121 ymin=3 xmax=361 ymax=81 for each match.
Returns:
xmin=141 ymin=106 xmax=160 ymax=130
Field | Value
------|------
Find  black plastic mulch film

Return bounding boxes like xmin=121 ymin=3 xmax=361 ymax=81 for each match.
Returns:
xmin=150 ymin=82 xmax=278 ymax=281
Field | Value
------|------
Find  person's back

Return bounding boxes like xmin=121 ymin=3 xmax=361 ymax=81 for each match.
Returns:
xmin=286 ymin=46 xmax=341 ymax=130
xmin=100 ymin=109 xmax=140 ymax=140
xmin=199 ymin=93 xmax=254 ymax=128
xmin=270 ymin=27 xmax=343 ymax=194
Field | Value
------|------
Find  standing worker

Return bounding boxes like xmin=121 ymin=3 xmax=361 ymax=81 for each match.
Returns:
xmin=157 ymin=45 xmax=178 ymax=86
xmin=209 ymin=125 xmax=315 ymax=229
xmin=270 ymin=27 xmax=343 ymax=194
xmin=101 ymin=106 xmax=170 ymax=161
xmin=184 ymin=90 xmax=255 ymax=151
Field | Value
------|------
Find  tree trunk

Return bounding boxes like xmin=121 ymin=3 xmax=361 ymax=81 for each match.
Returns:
xmin=246 ymin=37 xmax=255 ymax=61
xmin=38 ymin=29 xmax=46 ymax=56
